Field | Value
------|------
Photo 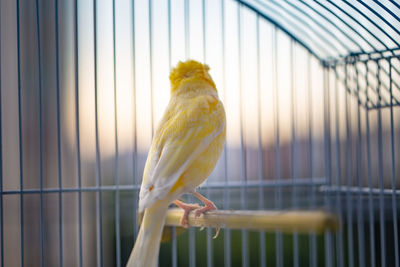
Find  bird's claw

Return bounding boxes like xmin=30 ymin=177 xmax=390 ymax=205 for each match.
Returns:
xmin=212 ymin=227 xmax=220 ymax=239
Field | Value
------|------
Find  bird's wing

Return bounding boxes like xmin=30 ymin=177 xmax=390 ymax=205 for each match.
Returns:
xmin=138 ymin=95 xmax=225 ymax=212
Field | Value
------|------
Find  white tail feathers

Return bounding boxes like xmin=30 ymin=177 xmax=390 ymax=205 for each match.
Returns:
xmin=126 ymin=201 xmax=169 ymax=267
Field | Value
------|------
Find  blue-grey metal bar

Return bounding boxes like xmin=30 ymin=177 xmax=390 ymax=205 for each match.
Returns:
xmin=0 ymin=1 xmax=3 ymax=264
xmin=202 ymin=2 xmax=213 ymax=266
xmin=334 ymin=67 xmax=344 ymax=267
xmin=112 ymin=0 xmax=121 ymax=265
xmin=168 ymin=0 xmax=172 ymax=70
xmin=376 ymin=61 xmax=386 ymax=267
xmin=2 ymin=186 xmax=139 ymax=195
xmin=336 ymin=66 xmax=400 ymax=108
xmin=171 ymin=226 xmax=177 ymax=267
xmin=390 ymin=0 xmax=400 ymax=9
xmin=237 ymin=4 xmax=248 ymax=267
xmin=326 ymin=0 xmax=390 ymax=51
xmin=272 ymin=0 xmax=349 ymax=55
xmin=313 ymin=0 xmax=400 ymax=84
xmin=349 ymin=0 xmax=400 ymax=47
xmin=234 ymin=0 xmax=322 ymax=62
xmin=372 ymin=1 xmax=400 ymax=38
xmin=322 ymin=64 xmax=333 ymax=267
xmin=74 ymin=0 xmax=83 ymax=265
xmin=185 ymin=0 xmax=189 ymax=59
xmin=296 ymin=0 xmax=366 ymax=53
xmin=184 ymin=2 xmax=195 ymax=266
xmin=256 ymin=14 xmax=266 ymax=267
xmin=347 ymin=47 xmax=400 ymax=58
xmin=166 ymin=1 xmax=177 ymax=266
xmin=290 ymin=40 xmax=299 ymax=267
xmin=167 ymin=2 xmax=177 ymax=266
xmin=130 ymin=0 xmax=139 ymax=240
xmin=328 ymin=1 xmax=390 ymax=57
xmin=221 ymin=1 xmax=231 ymax=266
xmin=35 ymin=0 xmax=45 ymax=265
xmin=389 ymin=59 xmax=400 ymax=267
xmin=334 ymin=69 xmax=393 ymax=109
xmin=202 ymin=0 xmax=206 ymax=65
xmin=1 ymin=177 xmax=328 ymax=195
xmin=16 ymin=0 xmax=24 ymax=265
xmin=189 ymin=227 xmax=196 ymax=267
xmin=252 ymin=0 xmax=333 ymax=58
xmin=364 ymin=110 xmax=378 ymax=267
xmin=314 ymin=0 xmax=379 ymax=53
xmin=308 ymin=54 xmax=317 ymax=267
xmin=272 ymin=25 xmax=283 ymax=267
xmin=320 ymin=185 xmax=400 ymax=196
xmin=54 ymin=0 xmax=63 ymax=265
xmin=148 ymin=0 xmax=154 ymax=137
xmin=344 ymin=63 xmax=354 ymax=267
xmin=327 ymin=57 xmax=400 ymax=97
xmin=354 ymin=63 xmax=365 ymax=267
xmin=93 ymin=0 xmax=103 ymax=265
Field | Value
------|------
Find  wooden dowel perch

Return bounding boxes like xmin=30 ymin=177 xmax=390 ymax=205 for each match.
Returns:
xmin=165 ymin=208 xmax=338 ymax=234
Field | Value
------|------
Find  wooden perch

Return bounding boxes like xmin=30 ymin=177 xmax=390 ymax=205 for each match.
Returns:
xmin=165 ymin=208 xmax=338 ymax=234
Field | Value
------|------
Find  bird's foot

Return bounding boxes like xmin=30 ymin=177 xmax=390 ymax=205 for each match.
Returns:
xmin=173 ymin=199 xmax=201 ymax=228
xmin=192 ymin=191 xmax=220 ymax=238
xmin=194 ymin=201 xmax=217 ymax=218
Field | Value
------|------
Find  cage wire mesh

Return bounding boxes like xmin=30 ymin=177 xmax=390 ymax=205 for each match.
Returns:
xmin=0 ymin=0 xmax=399 ymax=266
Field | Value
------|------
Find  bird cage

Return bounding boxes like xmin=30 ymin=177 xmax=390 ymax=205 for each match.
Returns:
xmin=0 ymin=0 xmax=399 ymax=266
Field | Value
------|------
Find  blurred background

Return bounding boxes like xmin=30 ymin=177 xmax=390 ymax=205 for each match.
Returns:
xmin=0 ymin=0 xmax=399 ymax=266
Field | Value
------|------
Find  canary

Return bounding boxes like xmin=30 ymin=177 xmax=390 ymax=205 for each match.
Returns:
xmin=126 ymin=60 xmax=226 ymax=267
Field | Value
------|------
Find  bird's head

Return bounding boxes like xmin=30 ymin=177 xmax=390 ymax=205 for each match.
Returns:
xmin=169 ymin=60 xmax=216 ymax=94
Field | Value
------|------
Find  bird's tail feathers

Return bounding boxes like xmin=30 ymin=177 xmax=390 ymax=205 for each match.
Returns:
xmin=126 ymin=201 xmax=169 ymax=267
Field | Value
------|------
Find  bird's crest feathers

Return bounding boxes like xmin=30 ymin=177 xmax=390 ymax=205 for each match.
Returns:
xmin=169 ymin=60 xmax=216 ymax=93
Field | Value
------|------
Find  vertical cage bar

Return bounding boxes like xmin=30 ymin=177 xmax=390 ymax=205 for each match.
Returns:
xmin=202 ymin=1 xmax=213 ymax=266
xmin=290 ymin=40 xmax=299 ymax=267
xmin=376 ymin=60 xmax=386 ymax=267
xmin=389 ymin=59 xmax=400 ymax=267
xmin=130 ymin=0 xmax=139 ymax=240
xmin=0 ymin=1 xmax=3 ymax=264
xmin=308 ymin=54 xmax=317 ymax=267
xmin=221 ymin=1 xmax=231 ymax=266
xmin=148 ymin=0 xmax=154 ymax=136
xmin=334 ymin=67 xmax=344 ymax=267
xmin=34 ymin=0 xmax=45 ymax=265
xmin=189 ymin=227 xmax=196 ymax=267
xmin=323 ymin=65 xmax=333 ymax=267
xmin=184 ymin=0 xmax=189 ymax=59
xmin=167 ymin=0 xmax=172 ymax=71
xmin=74 ymin=0 xmax=83 ymax=265
xmin=93 ymin=0 xmax=103 ymax=265
xmin=171 ymin=226 xmax=177 ymax=267
xmin=16 ymin=0 xmax=24 ymax=265
xmin=54 ymin=0 xmax=64 ymax=265
xmin=237 ymin=4 xmax=248 ymax=267
xmin=183 ymin=3 xmax=196 ymax=265
xmin=344 ymin=63 xmax=354 ymax=267
xmin=355 ymin=63 xmax=365 ymax=267
xmin=112 ymin=0 xmax=121 ymax=265
xmin=364 ymin=61 xmax=376 ymax=267
xmin=167 ymin=1 xmax=177 ymax=266
xmin=272 ymin=25 xmax=283 ymax=267
xmin=256 ymin=14 xmax=266 ymax=267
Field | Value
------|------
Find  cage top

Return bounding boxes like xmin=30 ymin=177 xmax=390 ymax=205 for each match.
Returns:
xmin=238 ymin=0 xmax=400 ymax=62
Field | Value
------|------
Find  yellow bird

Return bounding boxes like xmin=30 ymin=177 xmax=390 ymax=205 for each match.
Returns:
xmin=126 ymin=60 xmax=226 ymax=267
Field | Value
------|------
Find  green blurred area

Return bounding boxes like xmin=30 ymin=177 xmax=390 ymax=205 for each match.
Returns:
xmin=158 ymin=228 xmax=326 ymax=267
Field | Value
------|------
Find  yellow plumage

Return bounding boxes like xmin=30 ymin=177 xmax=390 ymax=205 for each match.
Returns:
xmin=127 ymin=60 xmax=226 ymax=267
